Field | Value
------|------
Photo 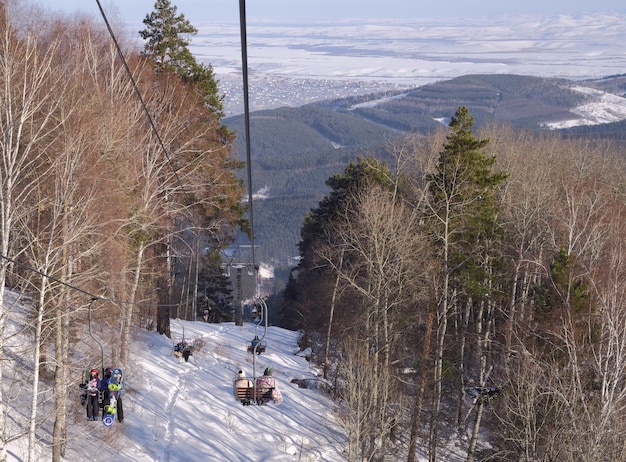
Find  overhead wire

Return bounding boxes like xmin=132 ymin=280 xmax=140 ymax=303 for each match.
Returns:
xmin=0 ymin=253 xmax=179 ymax=308
xmin=238 ymin=0 xmax=259 ymax=296
xmin=90 ymin=1 xmax=212 ymax=306
xmin=0 ymin=253 xmax=102 ymax=301
xmin=94 ymin=0 xmax=193 ymax=204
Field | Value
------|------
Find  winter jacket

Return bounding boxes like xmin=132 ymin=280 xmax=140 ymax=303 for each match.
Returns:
xmin=99 ymin=377 xmax=110 ymax=392
xmin=256 ymin=376 xmax=276 ymax=390
xmin=88 ymin=378 xmax=101 ymax=396
xmin=100 ymin=378 xmax=121 ymax=399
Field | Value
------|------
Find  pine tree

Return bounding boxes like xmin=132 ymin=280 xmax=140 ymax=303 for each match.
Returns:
xmin=140 ymin=0 xmax=225 ymax=116
xmin=428 ymin=106 xmax=508 ymax=295
xmin=421 ymin=106 xmax=508 ymax=462
xmin=282 ymin=157 xmax=395 ymax=329
xmin=298 ymin=157 xmax=395 ymax=260
xmin=195 ymin=250 xmax=234 ymax=323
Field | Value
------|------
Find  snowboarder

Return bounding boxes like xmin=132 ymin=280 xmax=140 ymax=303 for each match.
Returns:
xmin=110 ymin=368 xmax=124 ymax=422
xmin=86 ymin=369 xmax=101 ymax=421
xmin=100 ymin=367 xmax=124 ymax=423
xmin=100 ymin=367 xmax=113 ymax=422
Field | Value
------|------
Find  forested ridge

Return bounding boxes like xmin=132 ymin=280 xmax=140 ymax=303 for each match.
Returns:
xmin=225 ymin=73 xmax=626 ymax=270
xmin=280 ymin=108 xmax=626 ymax=460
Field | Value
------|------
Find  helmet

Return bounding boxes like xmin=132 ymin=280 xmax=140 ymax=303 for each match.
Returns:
xmin=113 ymin=368 xmax=122 ymax=377
xmin=104 ymin=367 xmax=113 ymax=377
xmin=90 ymin=369 xmax=98 ymax=376
xmin=264 ymin=367 xmax=272 ymax=376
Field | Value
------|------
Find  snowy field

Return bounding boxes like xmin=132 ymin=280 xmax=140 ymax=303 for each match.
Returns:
xmin=178 ymin=14 xmax=626 ymax=116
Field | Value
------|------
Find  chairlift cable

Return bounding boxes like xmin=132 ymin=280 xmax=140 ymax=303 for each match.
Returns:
xmin=0 ymin=253 xmax=177 ymax=308
xmin=238 ymin=0 xmax=259 ymax=296
xmin=87 ymin=298 xmax=105 ymax=373
xmin=2 ymin=3 xmax=266 ymax=387
xmin=238 ymin=1 xmax=271 ymax=389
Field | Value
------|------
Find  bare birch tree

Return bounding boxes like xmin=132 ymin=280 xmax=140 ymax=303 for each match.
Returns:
xmin=0 ymin=5 xmax=70 ymax=460
xmin=319 ymin=182 xmax=429 ymax=460
xmin=491 ymin=135 xmax=626 ymax=461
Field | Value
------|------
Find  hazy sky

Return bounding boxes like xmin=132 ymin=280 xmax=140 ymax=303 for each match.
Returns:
xmin=38 ymin=0 xmax=626 ymax=24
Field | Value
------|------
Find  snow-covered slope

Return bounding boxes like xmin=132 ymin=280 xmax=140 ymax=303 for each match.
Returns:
xmin=543 ymin=86 xmax=626 ymax=129
xmin=7 ymin=312 xmax=346 ymax=461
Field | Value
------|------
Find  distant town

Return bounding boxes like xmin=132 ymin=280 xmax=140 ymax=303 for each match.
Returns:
xmin=216 ymin=73 xmax=416 ymax=117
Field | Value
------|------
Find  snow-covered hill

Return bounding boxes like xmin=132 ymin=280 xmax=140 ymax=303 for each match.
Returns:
xmin=542 ymin=86 xmax=626 ymax=129
xmin=6 ymin=308 xmax=347 ymax=461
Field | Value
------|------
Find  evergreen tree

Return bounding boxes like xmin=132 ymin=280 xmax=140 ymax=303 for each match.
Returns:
xmin=282 ymin=157 xmax=395 ymax=330
xmin=195 ymin=251 xmax=234 ymax=323
xmin=140 ymin=0 xmax=225 ymax=116
xmin=428 ymin=106 xmax=508 ymax=297
xmin=421 ymin=106 xmax=508 ymax=461
xmin=298 ymin=157 xmax=395 ymax=261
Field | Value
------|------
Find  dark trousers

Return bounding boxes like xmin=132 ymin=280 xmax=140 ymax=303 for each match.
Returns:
xmin=117 ymin=397 xmax=124 ymax=421
xmin=86 ymin=394 xmax=99 ymax=419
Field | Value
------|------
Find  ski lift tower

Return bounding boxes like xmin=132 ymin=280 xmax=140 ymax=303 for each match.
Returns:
xmin=221 ymin=245 xmax=259 ymax=326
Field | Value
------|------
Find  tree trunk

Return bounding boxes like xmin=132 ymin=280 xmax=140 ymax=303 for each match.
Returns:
xmin=52 ymin=300 xmax=68 ymax=462
xmin=157 ymin=275 xmax=171 ymax=337
xmin=457 ymin=298 xmax=471 ymax=429
xmin=121 ymin=244 xmax=145 ymax=362
xmin=407 ymin=306 xmax=434 ymax=462
xmin=429 ymin=296 xmax=449 ymax=462
xmin=324 ymin=249 xmax=344 ymax=379
xmin=28 ymin=273 xmax=49 ymax=462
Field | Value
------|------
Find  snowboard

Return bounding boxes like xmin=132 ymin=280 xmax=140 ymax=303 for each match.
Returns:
xmin=78 ymin=369 xmax=91 ymax=407
xmin=102 ymin=382 xmax=121 ymax=427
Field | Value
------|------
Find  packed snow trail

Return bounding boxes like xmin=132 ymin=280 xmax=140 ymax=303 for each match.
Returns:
xmin=66 ymin=321 xmax=347 ymax=461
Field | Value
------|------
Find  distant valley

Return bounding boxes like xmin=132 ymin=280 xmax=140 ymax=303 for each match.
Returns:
xmin=223 ymin=73 xmax=626 ymax=283
xmin=190 ymin=13 xmax=626 ymax=116
xmin=199 ymin=13 xmax=626 ymax=285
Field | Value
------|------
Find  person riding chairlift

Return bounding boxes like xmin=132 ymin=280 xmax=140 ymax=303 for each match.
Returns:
xmin=86 ymin=369 xmax=101 ymax=421
xmin=100 ymin=367 xmax=124 ymax=422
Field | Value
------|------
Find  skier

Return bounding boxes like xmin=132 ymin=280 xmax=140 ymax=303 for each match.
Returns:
xmin=86 ymin=369 xmax=101 ymax=420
